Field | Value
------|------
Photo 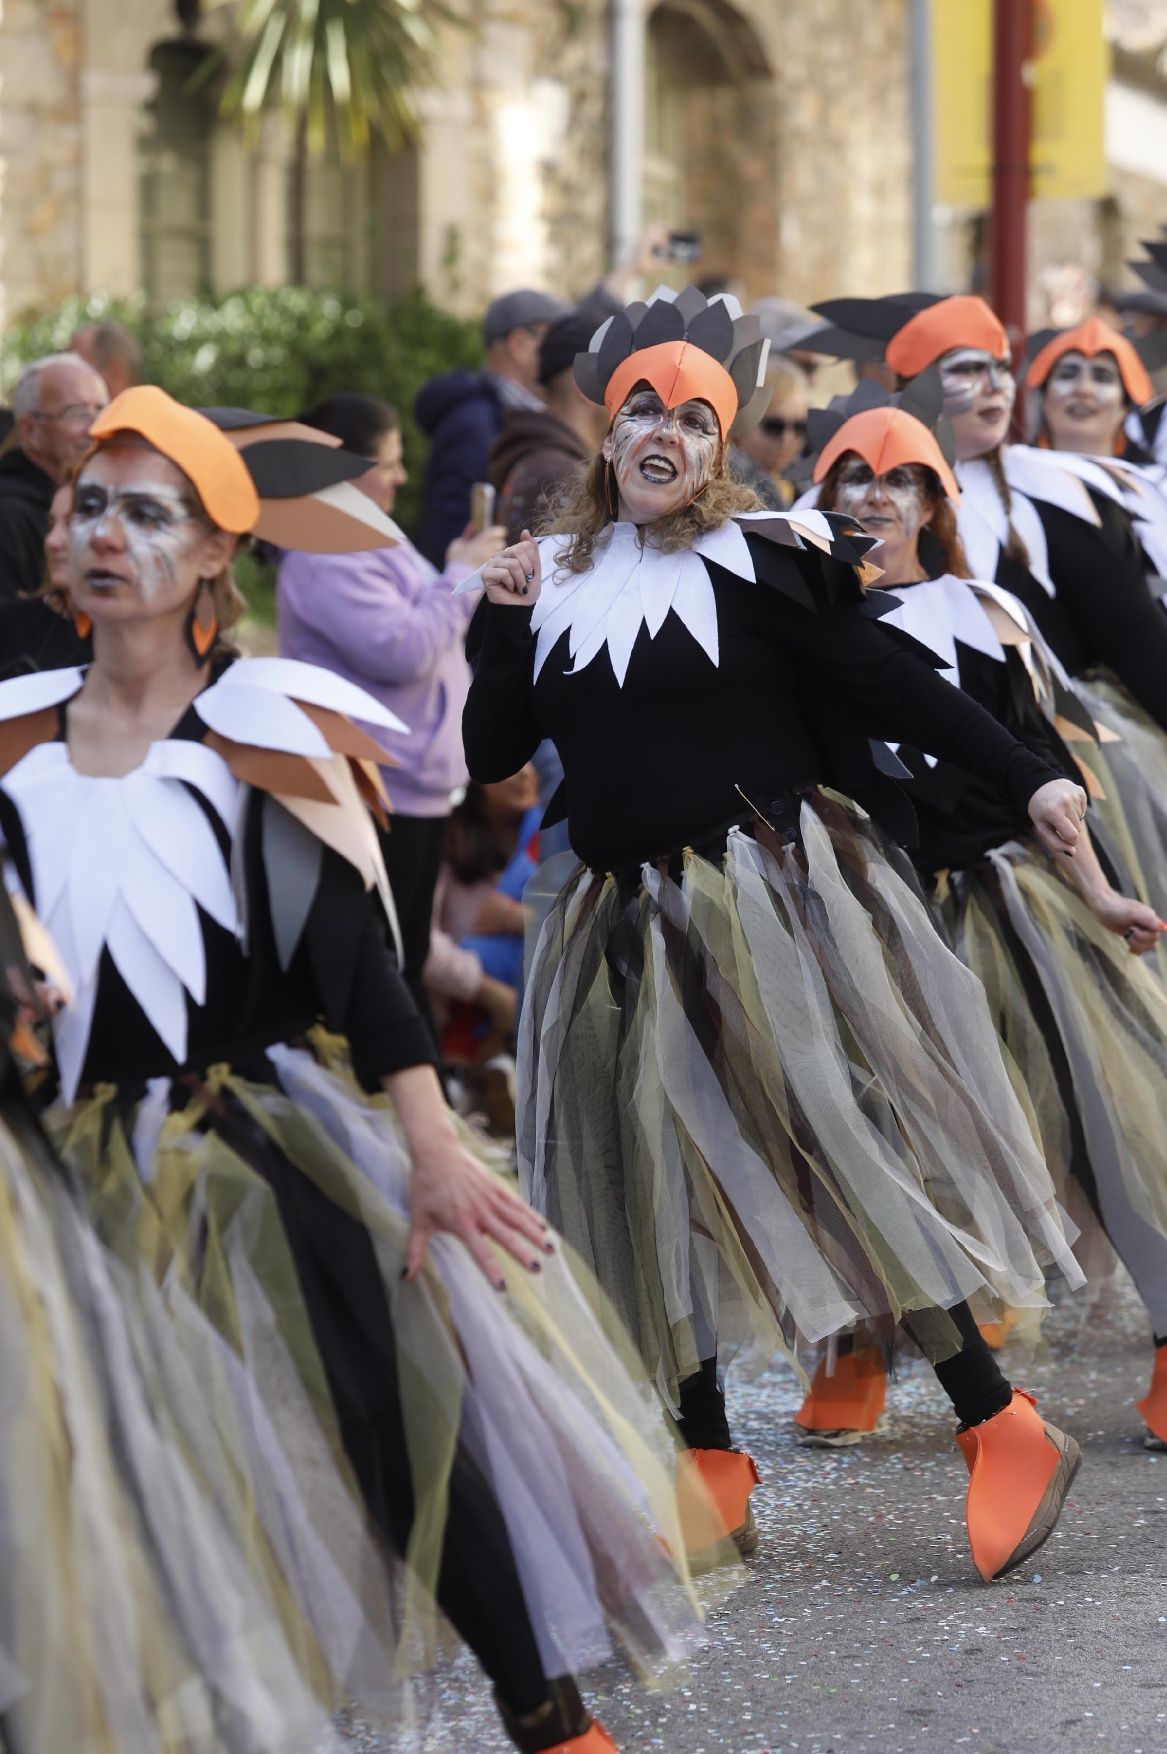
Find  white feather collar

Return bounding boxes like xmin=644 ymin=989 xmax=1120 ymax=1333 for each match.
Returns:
xmin=0 ymin=660 xmax=406 ymax=1101
xmin=876 ymin=572 xmax=1074 ymax=768
xmin=518 ymin=510 xmax=858 ymax=687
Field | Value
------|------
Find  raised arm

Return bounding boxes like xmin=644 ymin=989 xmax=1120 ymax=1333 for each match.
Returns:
xmin=461 ymin=531 xmax=545 ymax=782
xmin=769 ymin=581 xmax=1087 ymax=858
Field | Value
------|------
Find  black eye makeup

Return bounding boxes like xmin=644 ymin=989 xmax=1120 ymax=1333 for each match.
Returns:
xmin=72 ymin=482 xmax=199 ymax=531
xmin=883 ymin=466 xmax=928 ymax=491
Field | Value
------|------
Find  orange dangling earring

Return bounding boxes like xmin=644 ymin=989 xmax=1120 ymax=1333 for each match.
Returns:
xmin=73 ymin=608 xmax=92 ymax=639
xmin=185 ymin=579 xmax=219 ymax=668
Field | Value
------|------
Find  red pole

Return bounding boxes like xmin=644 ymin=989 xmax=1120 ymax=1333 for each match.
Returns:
xmin=988 ymin=0 xmax=1033 ymax=387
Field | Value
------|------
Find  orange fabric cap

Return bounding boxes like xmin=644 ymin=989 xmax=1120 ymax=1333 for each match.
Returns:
xmin=1026 ymin=317 xmax=1152 ymax=404
xmin=89 ymin=386 xmax=260 ymax=533
xmin=813 ymin=406 xmax=960 ymax=502
xmin=603 ymin=341 xmax=740 ymax=439
xmin=885 ymin=296 xmax=1009 ymax=379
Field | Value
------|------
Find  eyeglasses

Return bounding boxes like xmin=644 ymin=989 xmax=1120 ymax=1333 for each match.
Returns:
xmin=760 ymin=417 xmax=808 ymax=439
xmin=29 ymin=403 xmax=105 ymax=426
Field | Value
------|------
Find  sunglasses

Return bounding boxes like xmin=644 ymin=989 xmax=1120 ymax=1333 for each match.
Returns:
xmin=760 ymin=417 xmax=808 ymax=439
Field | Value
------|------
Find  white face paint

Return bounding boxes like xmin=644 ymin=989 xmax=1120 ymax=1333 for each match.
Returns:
xmin=832 ymin=458 xmax=934 ymax=575
xmin=69 ymin=449 xmax=210 ymax=617
xmin=602 ymin=386 xmax=721 ymax=524
xmin=1042 ymin=351 xmax=1125 ymax=456
xmin=939 ymin=347 xmax=1017 ymax=460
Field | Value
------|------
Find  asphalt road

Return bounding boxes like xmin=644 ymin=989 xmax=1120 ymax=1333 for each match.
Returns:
xmin=340 ymin=1271 xmax=1167 ymax=1754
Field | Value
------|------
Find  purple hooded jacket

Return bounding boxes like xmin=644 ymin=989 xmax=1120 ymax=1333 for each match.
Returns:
xmin=277 ymin=539 xmax=479 ymax=818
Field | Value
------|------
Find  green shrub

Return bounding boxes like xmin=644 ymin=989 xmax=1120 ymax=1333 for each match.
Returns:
xmin=1 ymin=286 xmax=483 ymax=536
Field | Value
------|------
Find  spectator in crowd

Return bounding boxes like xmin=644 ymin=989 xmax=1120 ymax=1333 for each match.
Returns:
xmin=412 ymin=233 xmax=672 ymax=566
xmin=487 ymin=308 xmax=610 ymax=543
xmin=413 ymin=289 xmax=569 ymax=566
xmin=0 ymin=482 xmax=93 ymax=677
xmin=0 ymin=353 xmax=106 ymax=602
xmin=276 ymin=391 xmax=504 ymax=1051
xmin=71 ymin=321 xmax=143 ymax=400
xmin=424 ymin=767 xmax=541 ymax=1125
xmin=734 ymin=359 xmax=812 ymax=505
xmin=752 ymin=295 xmax=826 ymax=385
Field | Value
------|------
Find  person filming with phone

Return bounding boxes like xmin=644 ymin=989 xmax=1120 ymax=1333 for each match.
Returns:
xmin=277 ymin=392 xmax=505 ymax=1051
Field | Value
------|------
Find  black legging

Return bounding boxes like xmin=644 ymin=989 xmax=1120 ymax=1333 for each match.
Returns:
xmin=211 ymin=1095 xmax=552 ymax=1718
xmin=677 ymin=1302 xmax=1011 ymax=1449
xmin=378 ymin=813 xmax=449 ymax=1059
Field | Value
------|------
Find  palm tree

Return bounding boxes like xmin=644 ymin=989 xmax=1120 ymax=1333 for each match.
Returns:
xmin=202 ymin=0 xmax=453 ymax=284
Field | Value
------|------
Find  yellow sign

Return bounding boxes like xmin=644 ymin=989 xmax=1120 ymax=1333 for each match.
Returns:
xmin=932 ymin=0 xmax=1106 ymax=206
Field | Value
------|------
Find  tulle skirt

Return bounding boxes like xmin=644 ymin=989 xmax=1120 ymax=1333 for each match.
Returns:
xmin=939 ymin=840 xmax=1167 ymax=1334
xmin=0 ymin=1070 xmax=330 ymax=1754
xmin=1074 ymin=671 xmax=1167 ymax=960
xmin=45 ymin=1034 xmax=706 ymax=1730
xmin=517 ymin=790 xmax=1083 ymax=1407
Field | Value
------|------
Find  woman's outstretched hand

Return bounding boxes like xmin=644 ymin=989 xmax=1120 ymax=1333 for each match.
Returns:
xmin=1027 ymin=777 xmax=1088 ymax=859
xmin=404 ymin=1133 xmax=554 ymax=1289
xmin=388 ymin=1063 xmax=553 ymax=1289
xmin=1087 ymin=889 xmax=1165 ymax=956
xmin=482 ymin=530 xmax=541 ymax=607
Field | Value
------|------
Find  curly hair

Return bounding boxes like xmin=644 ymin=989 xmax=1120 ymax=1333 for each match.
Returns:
xmin=817 ymin=456 xmax=972 ymax=579
xmin=537 ymin=449 xmax=762 ymax=572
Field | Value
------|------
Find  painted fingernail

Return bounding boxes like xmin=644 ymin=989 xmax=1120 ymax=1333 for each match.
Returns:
xmin=496 ymin=1278 xmax=507 ymax=1293
xmin=521 ymin=585 xmax=529 ymax=596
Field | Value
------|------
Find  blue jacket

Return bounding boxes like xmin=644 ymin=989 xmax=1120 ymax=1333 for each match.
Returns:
xmin=414 ymin=369 xmax=505 ymax=566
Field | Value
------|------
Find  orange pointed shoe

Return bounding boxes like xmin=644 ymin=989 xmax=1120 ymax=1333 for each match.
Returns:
xmin=541 ymin=1728 xmax=618 ymax=1753
xmin=955 ymin=1389 xmax=1081 ymax=1582
xmin=678 ymin=1446 xmax=761 ymax=1558
xmin=1136 ymin=1347 xmax=1167 ymax=1450
xmin=794 ymin=1346 xmax=888 ymax=1447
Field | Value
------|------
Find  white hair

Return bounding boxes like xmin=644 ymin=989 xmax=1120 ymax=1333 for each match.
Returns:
xmin=12 ymin=351 xmax=96 ymax=419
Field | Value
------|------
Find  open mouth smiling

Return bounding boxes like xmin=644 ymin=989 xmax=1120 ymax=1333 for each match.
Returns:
xmin=639 ymin=454 xmax=678 ymax=484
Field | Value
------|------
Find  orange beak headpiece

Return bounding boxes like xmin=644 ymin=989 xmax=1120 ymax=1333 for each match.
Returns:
xmin=89 ymin=388 xmax=259 ymax=531
xmin=801 ymin=293 xmax=1009 ymax=382
xmin=884 ymin=297 xmax=1009 ymax=379
xmin=87 ymin=386 xmax=402 ymax=553
xmin=1026 ymin=317 xmax=1152 ymax=406
xmin=813 ymin=406 xmax=960 ymax=502
xmin=574 ymin=285 xmax=771 ymax=439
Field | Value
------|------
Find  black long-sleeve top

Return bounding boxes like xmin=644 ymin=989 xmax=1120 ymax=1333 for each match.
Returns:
xmin=996 ymin=489 xmax=1167 ymax=730
xmin=463 ymin=533 xmax=1062 ymax=872
xmin=875 ymin=593 xmax=1082 ymax=877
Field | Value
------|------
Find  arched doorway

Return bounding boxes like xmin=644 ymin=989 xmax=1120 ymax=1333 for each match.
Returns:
xmin=644 ymin=0 xmax=778 ymax=299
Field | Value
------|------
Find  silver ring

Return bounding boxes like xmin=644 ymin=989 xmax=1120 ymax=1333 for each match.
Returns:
xmin=524 ymin=568 xmax=535 ymax=582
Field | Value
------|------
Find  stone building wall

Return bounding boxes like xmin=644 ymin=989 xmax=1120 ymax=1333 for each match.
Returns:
xmin=763 ymin=0 xmax=915 ymax=305
xmin=0 ymin=0 xmax=1162 ymax=334
xmin=0 ymin=0 xmax=85 ymax=323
